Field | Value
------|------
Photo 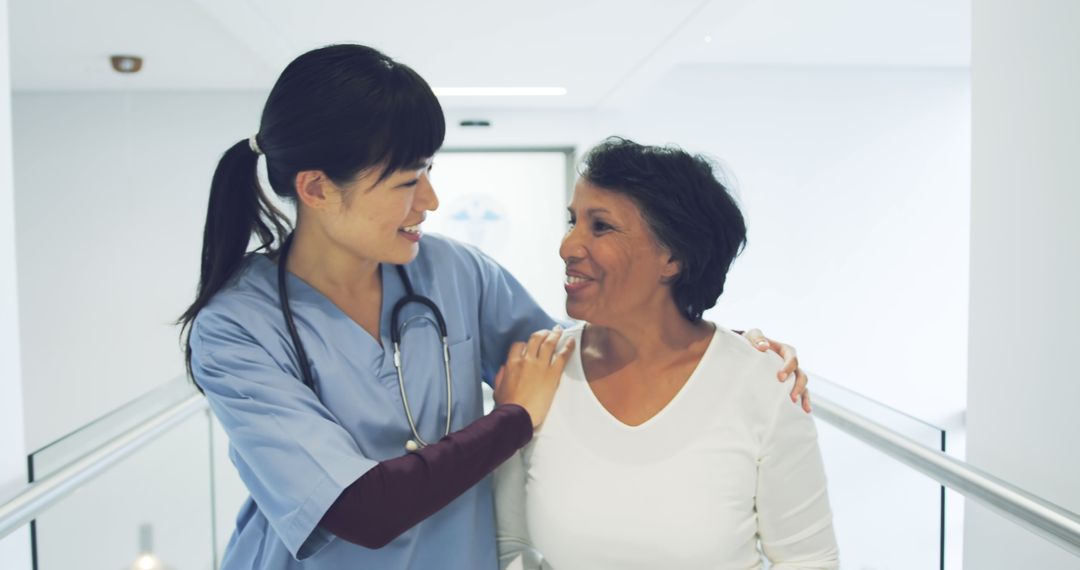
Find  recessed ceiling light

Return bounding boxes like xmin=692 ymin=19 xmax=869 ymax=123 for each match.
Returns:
xmin=433 ymin=87 xmax=567 ymax=97
xmin=704 ymin=34 xmax=713 ymax=43
xmin=110 ymin=55 xmax=143 ymax=73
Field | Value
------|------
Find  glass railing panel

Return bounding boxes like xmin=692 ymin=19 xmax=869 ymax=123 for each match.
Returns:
xmin=28 ymin=384 xmax=215 ymax=570
xmin=810 ymin=375 xmax=946 ymax=570
xmin=29 ymin=375 xmax=196 ymax=481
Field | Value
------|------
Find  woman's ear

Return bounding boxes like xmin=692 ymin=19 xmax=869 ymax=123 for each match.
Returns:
xmin=660 ymin=255 xmax=681 ymax=284
xmin=294 ymin=170 xmax=331 ymax=210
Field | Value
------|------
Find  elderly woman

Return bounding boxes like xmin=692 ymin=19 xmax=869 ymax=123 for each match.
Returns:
xmin=494 ymin=138 xmax=838 ymax=569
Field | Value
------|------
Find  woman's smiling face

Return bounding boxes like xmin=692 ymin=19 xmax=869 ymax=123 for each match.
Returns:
xmin=559 ymin=179 xmax=679 ymax=325
xmin=316 ymin=158 xmax=438 ymax=266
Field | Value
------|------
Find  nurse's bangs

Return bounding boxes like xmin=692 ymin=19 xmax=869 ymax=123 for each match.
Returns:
xmin=365 ymin=65 xmax=446 ymax=183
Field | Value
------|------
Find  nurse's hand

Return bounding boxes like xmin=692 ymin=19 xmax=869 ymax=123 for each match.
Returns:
xmin=742 ymin=328 xmax=812 ymax=413
xmin=494 ymin=327 xmax=576 ymax=429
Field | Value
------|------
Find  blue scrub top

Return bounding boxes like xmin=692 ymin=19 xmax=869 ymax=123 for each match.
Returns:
xmin=189 ymin=234 xmax=555 ymax=569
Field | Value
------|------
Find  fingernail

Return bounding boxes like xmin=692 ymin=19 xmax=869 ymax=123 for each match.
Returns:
xmin=553 ymin=325 xmax=563 ymax=332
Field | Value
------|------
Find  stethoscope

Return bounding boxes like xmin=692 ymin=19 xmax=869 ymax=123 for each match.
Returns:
xmin=276 ymin=234 xmax=453 ymax=452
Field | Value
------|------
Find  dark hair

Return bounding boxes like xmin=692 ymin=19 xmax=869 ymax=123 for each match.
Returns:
xmin=178 ymin=44 xmax=446 ymax=382
xmin=579 ymin=137 xmax=747 ymax=322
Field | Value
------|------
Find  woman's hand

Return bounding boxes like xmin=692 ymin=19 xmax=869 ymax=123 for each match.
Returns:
xmin=742 ymin=329 xmax=811 ymax=413
xmin=494 ymin=327 xmax=576 ymax=429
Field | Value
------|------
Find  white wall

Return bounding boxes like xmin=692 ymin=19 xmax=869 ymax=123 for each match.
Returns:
xmin=964 ymin=1 xmax=1080 ymax=567
xmin=13 ymin=91 xmax=265 ymax=450
xmin=0 ymin=0 xmax=31 ymax=565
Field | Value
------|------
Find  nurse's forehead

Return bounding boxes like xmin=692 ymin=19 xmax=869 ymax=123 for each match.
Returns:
xmin=397 ymin=157 xmax=434 ymax=172
xmin=371 ymin=158 xmax=433 ymax=181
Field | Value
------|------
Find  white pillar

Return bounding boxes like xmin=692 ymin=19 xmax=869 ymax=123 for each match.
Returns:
xmin=965 ymin=0 xmax=1080 ymax=567
xmin=0 ymin=0 xmax=31 ymax=566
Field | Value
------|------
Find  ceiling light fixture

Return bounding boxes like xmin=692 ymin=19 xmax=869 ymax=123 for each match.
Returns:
xmin=110 ymin=55 xmax=143 ymax=74
xmin=704 ymin=34 xmax=713 ymax=43
xmin=433 ymin=87 xmax=567 ymax=97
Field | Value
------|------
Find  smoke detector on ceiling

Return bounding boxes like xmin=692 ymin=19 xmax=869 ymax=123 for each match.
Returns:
xmin=110 ymin=55 xmax=143 ymax=74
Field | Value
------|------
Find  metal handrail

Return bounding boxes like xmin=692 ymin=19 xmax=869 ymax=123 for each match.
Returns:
xmin=0 ymin=377 xmax=1078 ymax=560
xmin=812 ymin=394 xmax=1080 ymax=557
xmin=0 ymin=393 xmax=207 ymax=540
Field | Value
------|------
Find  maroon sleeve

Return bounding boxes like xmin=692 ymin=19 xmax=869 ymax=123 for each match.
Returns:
xmin=318 ymin=404 xmax=533 ymax=549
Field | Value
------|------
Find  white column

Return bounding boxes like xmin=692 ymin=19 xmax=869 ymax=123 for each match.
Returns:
xmin=0 ymin=0 xmax=31 ymax=566
xmin=965 ymin=0 xmax=1080 ymax=567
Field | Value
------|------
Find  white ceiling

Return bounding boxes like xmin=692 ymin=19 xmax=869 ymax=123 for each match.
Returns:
xmin=8 ymin=0 xmax=970 ymax=109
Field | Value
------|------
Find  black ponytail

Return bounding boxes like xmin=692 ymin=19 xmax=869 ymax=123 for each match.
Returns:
xmin=178 ymin=44 xmax=445 ymax=387
xmin=179 ymin=139 xmax=291 ymax=385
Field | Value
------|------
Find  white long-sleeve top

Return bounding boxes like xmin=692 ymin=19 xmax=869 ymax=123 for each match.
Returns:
xmin=494 ymin=324 xmax=838 ymax=570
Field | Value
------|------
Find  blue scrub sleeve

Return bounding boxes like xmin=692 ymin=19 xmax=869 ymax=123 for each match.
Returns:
xmin=190 ymin=313 xmax=377 ymax=560
xmin=469 ymin=247 xmax=558 ymax=383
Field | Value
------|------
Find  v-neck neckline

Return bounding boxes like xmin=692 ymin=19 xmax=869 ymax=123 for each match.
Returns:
xmin=574 ymin=325 xmax=719 ymax=431
xmin=259 ymin=254 xmax=398 ymax=355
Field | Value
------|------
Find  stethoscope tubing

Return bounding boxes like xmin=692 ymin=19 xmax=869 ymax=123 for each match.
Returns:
xmin=276 ymin=233 xmax=453 ymax=451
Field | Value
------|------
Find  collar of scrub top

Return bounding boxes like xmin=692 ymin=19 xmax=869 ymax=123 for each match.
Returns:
xmin=274 ymin=233 xmax=454 ymax=451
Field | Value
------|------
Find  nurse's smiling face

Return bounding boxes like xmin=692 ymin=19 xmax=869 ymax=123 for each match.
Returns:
xmin=307 ymin=157 xmax=439 ymax=266
xmin=559 ymin=179 xmax=679 ymax=326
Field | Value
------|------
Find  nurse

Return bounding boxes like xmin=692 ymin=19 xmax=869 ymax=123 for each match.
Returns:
xmin=178 ymin=44 xmax=808 ymax=570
